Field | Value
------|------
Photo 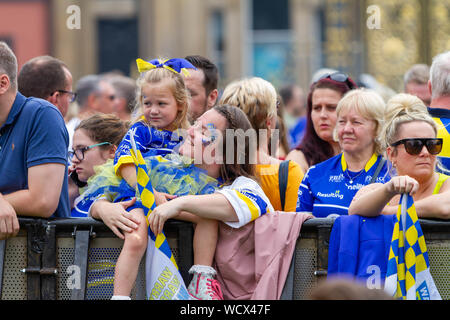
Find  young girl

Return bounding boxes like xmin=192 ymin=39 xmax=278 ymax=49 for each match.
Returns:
xmin=114 ymin=58 xmax=193 ymax=188
xmin=111 ymin=58 xmax=195 ymax=299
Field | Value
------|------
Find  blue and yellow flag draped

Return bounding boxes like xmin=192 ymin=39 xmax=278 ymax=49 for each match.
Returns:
xmin=384 ymin=193 xmax=441 ymax=300
xmin=129 ymin=130 xmax=190 ymax=300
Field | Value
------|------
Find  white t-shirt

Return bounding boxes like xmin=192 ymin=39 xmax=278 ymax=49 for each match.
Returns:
xmin=66 ymin=116 xmax=81 ymax=151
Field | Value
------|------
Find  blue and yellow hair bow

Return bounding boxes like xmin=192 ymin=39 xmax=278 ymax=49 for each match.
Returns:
xmin=136 ymin=58 xmax=196 ymax=77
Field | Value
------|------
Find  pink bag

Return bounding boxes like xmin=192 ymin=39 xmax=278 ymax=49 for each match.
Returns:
xmin=214 ymin=211 xmax=312 ymax=300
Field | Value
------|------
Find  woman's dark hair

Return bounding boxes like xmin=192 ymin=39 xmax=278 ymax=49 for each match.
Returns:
xmin=269 ymin=94 xmax=290 ymax=157
xmin=296 ymin=76 xmax=356 ymax=166
xmin=213 ymin=104 xmax=257 ymax=185
xmin=76 ymin=113 xmax=130 ymax=147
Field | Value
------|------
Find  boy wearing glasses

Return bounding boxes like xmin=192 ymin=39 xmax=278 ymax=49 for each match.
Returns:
xmin=0 ymin=42 xmax=70 ymax=240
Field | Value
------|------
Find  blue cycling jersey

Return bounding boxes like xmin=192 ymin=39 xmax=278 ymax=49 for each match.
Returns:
xmin=296 ymin=153 xmax=390 ymax=218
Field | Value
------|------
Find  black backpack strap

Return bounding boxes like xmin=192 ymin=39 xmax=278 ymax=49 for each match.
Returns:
xmin=370 ymin=156 xmax=386 ymax=184
xmin=278 ymin=160 xmax=290 ymax=211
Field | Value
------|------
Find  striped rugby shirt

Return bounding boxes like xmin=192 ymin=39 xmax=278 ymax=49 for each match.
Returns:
xmin=217 ymin=176 xmax=274 ymax=228
xmin=296 ymin=153 xmax=390 ymax=218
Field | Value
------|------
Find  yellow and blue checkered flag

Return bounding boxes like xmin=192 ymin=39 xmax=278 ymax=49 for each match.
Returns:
xmin=129 ymin=129 xmax=190 ymax=300
xmin=384 ymin=193 xmax=441 ymax=300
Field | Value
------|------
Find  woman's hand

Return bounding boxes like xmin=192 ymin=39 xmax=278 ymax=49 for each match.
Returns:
xmin=148 ymin=197 xmax=184 ymax=235
xmin=154 ymin=190 xmax=177 ymax=206
xmin=91 ymin=198 xmax=141 ymax=239
xmin=385 ymin=175 xmax=419 ymax=196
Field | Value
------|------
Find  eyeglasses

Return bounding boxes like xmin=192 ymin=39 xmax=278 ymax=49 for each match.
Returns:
xmin=316 ymin=72 xmax=356 ymax=90
xmin=57 ymin=90 xmax=77 ymax=103
xmin=69 ymin=142 xmax=111 ymax=161
xmin=391 ymin=138 xmax=443 ymax=156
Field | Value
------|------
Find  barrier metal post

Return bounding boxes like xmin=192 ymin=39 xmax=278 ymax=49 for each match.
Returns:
xmin=41 ymin=224 xmax=57 ymax=300
xmin=71 ymin=228 xmax=91 ymax=300
xmin=0 ymin=240 xmax=5 ymax=298
xmin=315 ymin=224 xmax=331 ymax=278
xmin=176 ymin=222 xmax=194 ymax=284
xmin=25 ymin=220 xmax=45 ymax=300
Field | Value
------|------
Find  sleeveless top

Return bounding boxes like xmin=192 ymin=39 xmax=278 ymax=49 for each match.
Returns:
xmin=432 ymin=173 xmax=449 ymax=195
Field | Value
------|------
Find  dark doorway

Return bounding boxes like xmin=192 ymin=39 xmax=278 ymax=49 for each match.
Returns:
xmin=97 ymin=18 xmax=138 ymax=76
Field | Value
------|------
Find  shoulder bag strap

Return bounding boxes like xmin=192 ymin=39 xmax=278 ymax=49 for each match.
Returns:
xmin=278 ymin=160 xmax=290 ymax=210
xmin=370 ymin=157 xmax=386 ymax=184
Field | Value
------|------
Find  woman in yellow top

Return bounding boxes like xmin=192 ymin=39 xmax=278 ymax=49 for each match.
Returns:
xmin=349 ymin=93 xmax=450 ymax=219
xmin=219 ymin=77 xmax=303 ymax=211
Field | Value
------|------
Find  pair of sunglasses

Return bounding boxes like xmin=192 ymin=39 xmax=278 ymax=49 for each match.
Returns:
xmin=316 ymin=72 xmax=356 ymax=90
xmin=391 ymin=138 xmax=443 ymax=155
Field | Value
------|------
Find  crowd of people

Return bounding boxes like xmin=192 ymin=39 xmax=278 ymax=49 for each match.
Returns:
xmin=1 ymin=39 xmax=450 ymax=300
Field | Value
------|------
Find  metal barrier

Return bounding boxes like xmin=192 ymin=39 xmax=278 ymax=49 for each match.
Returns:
xmin=1 ymin=216 xmax=449 ymax=300
xmin=0 ymin=217 xmax=193 ymax=300
xmin=282 ymin=218 xmax=450 ymax=300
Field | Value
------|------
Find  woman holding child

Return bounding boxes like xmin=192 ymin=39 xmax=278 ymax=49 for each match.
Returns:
xmin=72 ymin=58 xmax=275 ymax=300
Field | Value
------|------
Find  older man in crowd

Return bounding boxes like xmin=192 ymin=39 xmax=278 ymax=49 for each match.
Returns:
xmin=428 ymin=51 xmax=450 ymax=172
xmin=404 ymin=63 xmax=431 ymax=106
xmin=66 ymin=74 xmax=117 ymax=149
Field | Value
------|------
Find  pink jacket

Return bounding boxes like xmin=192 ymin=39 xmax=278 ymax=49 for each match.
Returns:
xmin=214 ymin=211 xmax=312 ymax=300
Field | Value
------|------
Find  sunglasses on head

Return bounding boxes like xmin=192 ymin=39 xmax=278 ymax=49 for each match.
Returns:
xmin=316 ymin=72 xmax=356 ymax=90
xmin=391 ymin=138 xmax=443 ymax=156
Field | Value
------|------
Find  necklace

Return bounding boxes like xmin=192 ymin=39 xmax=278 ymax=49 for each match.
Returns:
xmin=345 ymin=169 xmax=364 ymax=184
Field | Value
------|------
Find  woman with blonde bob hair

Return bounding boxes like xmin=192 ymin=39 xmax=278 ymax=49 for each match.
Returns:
xmin=349 ymin=93 xmax=450 ymax=219
xmin=297 ymin=89 xmax=390 ymax=217
xmin=219 ymin=77 xmax=304 ymax=212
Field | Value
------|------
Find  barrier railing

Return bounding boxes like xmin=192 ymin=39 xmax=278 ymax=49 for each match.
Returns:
xmin=0 ymin=217 xmax=193 ymax=300
xmin=284 ymin=217 xmax=450 ymax=300
xmin=1 ymin=216 xmax=449 ymax=300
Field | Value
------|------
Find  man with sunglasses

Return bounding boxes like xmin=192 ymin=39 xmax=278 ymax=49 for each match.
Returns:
xmin=428 ymin=51 xmax=450 ymax=173
xmin=0 ymin=42 xmax=70 ymax=240
xmin=18 ymin=55 xmax=74 ymax=118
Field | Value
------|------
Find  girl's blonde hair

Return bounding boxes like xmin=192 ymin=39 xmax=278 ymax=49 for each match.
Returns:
xmin=380 ymin=93 xmax=437 ymax=151
xmin=333 ymin=88 xmax=386 ymax=155
xmin=219 ymin=77 xmax=277 ymax=148
xmin=134 ymin=67 xmax=190 ymax=130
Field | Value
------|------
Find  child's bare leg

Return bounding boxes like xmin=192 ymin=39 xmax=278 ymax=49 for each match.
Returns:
xmin=193 ymin=218 xmax=218 ymax=266
xmin=176 ymin=212 xmax=222 ymax=299
xmin=176 ymin=212 xmax=218 ymax=266
xmin=113 ymin=208 xmax=148 ymax=296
